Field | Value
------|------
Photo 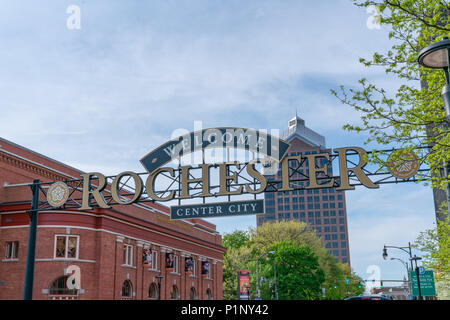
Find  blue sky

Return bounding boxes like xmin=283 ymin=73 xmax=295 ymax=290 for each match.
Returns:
xmin=0 ymin=1 xmax=437 ymax=289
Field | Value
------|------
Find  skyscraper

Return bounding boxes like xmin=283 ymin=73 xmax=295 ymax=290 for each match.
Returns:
xmin=257 ymin=115 xmax=351 ymax=265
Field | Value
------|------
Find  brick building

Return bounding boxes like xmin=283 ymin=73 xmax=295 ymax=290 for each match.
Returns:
xmin=257 ymin=115 xmax=351 ymax=264
xmin=0 ymin=137 xmax=225 ymax=300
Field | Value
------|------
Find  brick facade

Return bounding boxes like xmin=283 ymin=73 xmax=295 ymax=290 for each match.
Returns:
xmin=0 ymin=137 xmax=225 ymax=300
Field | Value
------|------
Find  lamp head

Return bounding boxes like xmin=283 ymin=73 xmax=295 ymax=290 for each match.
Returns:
xmin=418 ymin=37 xmax=450 ymax=69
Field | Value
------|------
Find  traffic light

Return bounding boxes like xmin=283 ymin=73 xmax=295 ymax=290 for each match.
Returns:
xmin=358 ymin=281 xmax=362 ymax=289
xmin=380 ymin=281 xmax=383 ymax=288
xmin=333 ymin=280 xmax=337 ymax=289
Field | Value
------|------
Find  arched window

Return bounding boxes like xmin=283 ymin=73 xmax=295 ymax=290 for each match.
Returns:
xmin=48 ymin=275 xmax=78 ymax=300
xmin=149 ymin=283 xmax=158 ymax=299
xmin=205 ymin=288 xmax=213 ymax=300
xmin=189 ymin=287 xmax=197 ymax=300
xmin=121 ymin=280 xmax=133 ymax=299
xmin=170 ymin=285 xmax=179 ymax=300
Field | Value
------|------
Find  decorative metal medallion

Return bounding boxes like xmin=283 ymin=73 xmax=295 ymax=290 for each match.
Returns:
xmin=387 ymin=151 xmax=420 ymax=179
xmin=47 ymin=182 xmax=70 ymax=207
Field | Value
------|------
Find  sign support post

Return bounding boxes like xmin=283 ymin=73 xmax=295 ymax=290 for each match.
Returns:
xmin=23 ymin=179 xmax=40 ymax=300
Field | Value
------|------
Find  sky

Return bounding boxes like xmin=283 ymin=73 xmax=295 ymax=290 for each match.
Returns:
xmin=0 ymin=0 xmax=438 ymax=289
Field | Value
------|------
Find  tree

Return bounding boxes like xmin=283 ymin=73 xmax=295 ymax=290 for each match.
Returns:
xmin=221 ymin=221 xmax=364 ymax=299
xmin=222 ymin=230 xmax=251 ymax=252
xmin=262 ymin=241 xmax=325 ymax=300
xmin=222 ymin=229 xmax=253 ymax=300
xmin=331 ymin=0 xmax=450 ymax=223
xmin=413 ymin=208 xmax=450 ymax=299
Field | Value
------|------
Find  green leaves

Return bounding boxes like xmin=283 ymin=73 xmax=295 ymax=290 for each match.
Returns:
xmin=332 ymin=0 xmax=450 ymax=192
xmin=221 ymin=221 xmax=364 ymax=300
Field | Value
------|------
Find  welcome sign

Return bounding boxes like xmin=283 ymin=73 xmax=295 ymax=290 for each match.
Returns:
xmin=140 ymin=127 xmax=290 ymax=174
xmin=42 ymin=127 xmax=422 ymax=220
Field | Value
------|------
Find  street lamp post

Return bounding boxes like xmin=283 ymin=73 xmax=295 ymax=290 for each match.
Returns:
xmin=156 ymin=275 xmax=164 ymax=300
xmin=411 ymin=255 xmax=423 ymax=300
xmin=390 ymin=257 xmax=411 ymax=296
xmin=273 ymin=263 xmax=278 ymax=300
xmin=383 ymin=242 xmax=418 ymax=299
xmin=418 ymin=37 xmax=450 ymax=220
xmin=382 ymin=243 xmax=414 ymax=271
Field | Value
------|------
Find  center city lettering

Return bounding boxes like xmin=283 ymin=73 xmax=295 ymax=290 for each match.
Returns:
xmin=78 ymin=146 xmax=378 ymax=212
xmin=171 ymin=200 xmax=264 ymax=220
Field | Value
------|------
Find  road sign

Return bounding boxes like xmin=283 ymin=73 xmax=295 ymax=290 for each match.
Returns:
xmin=418 ymin=266 xmax=426 ymax=275
xmin=410 ymin=270 xmax=436 ymax=297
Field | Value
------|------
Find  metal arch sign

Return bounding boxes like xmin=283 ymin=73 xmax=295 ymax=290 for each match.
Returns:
xmin=140 ymin=127 xmax=291 ymax=174
xmin=36 ymin=127 xmax=427 ymax=220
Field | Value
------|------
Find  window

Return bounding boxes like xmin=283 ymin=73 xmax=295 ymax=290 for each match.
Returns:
xmin=205 ymin=288 xmax=213 ymax=300
xmin=144 ymin=249 xmax=158 ymax=271
xmin=171 ymin=255 xmax=179 ymax=274
xmin=189 ymin=287 xmax=197 ymax=300
xmin=170 ymin=285 xmax=180 ymax=299
xmin=149 ymin=283 xmax=158 ymax=299
xmin=5 ymin=241 xmax=19 ymax=260
xmin=121 ymin=280 xmax=133 ymax=299
xmin=54 ymin=235 xmax=79 ymax=259
xmin=123 ymin=244 xmax=133 ymax=266
xmin=49 ymin=275 xmax=78 ymax=297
